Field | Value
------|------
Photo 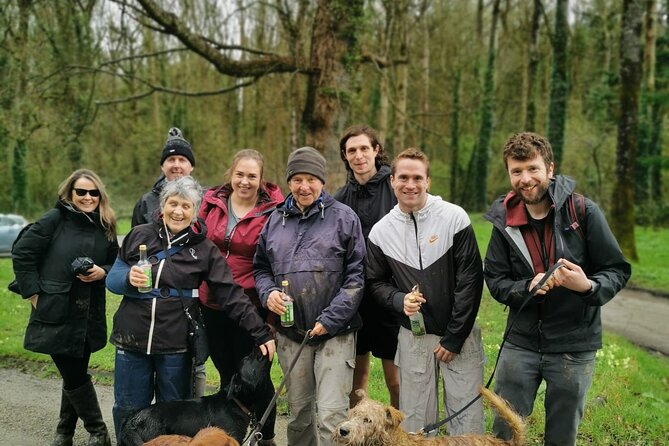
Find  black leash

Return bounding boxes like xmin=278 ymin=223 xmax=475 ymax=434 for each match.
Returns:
xmin=243 ymin=329 xmax=313 ymax=446
xmin=419 ymin=261 xmax=564 ymax=435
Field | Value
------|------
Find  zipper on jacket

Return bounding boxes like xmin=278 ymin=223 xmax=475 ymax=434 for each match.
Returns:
xmin=537 ymin=306 xmax=544 ymax=352
xmin=409 ymin=212 xmax=423 ymax=270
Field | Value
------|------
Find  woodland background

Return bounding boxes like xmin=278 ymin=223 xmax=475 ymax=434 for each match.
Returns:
xmin=1 ymin=0 xmax=668 ymax=262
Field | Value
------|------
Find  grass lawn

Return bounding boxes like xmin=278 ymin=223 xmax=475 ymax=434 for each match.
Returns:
xmin=1 ymin=218 xmax=668 ymax=444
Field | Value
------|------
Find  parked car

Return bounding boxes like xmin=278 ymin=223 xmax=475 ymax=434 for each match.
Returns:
xmin=0 ymin=213 xmax=28 ymax=255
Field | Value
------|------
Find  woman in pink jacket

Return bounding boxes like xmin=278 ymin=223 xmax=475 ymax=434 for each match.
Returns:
xmin=198 ymin=149 xmax=283 ymax=446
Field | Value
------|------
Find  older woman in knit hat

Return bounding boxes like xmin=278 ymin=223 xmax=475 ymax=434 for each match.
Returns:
xmin=254 ymin=146 xmax=367 ymax=446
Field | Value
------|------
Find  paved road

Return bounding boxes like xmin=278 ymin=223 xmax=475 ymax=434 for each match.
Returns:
xmin=601 ymin=288 xmax=669 ymax=355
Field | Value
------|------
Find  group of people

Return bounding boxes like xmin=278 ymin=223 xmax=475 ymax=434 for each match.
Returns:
xmin=11 ymin=124 xmax=630 ymax=446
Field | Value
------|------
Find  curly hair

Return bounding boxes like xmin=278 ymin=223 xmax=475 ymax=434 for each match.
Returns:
xmin=339 ymin=124 xmax=390 ymax=173
xmin=503 ymin=132 xmax=554 ymax=169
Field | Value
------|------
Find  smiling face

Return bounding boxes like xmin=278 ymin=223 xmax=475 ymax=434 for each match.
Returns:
xmin=161 ymin=194 xmax=195 ymax=234
xmin=161 ymin=155 xmax=194 ymax=181
xmin=71 ymin=177 xmax=100 ymax=213
xmin=507 ymin=155 xmax=554 ymax=205
xmin=344 ymin=134 xmax=379 ymax=183
xmin=231 ymin=157 xmax=261 ymax=202
xmin=391 ymin=158 xmax=430 ymax=213
xmin=288 ymin=174 xmax=324 ymax=211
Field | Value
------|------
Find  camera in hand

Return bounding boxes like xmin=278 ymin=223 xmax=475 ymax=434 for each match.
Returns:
xmin=72 ymin=257 xmax=95 ymax=276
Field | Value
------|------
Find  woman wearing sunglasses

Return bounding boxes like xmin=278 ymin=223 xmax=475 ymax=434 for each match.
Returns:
xmin=12 ymin=169 xmax=118 ymax=446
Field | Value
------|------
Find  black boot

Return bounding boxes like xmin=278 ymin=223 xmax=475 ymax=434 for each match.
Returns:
xmin=65 ymin=377 xmax=111 ymax=446
xmin=50 ymin=388 xmax=78 ymax=446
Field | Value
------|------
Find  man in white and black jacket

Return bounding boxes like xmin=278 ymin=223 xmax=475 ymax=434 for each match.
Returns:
xmin=366 ymin=148 xmax=485 ymax=436
xmin=484 ymin=132 xmax=631 ymax=446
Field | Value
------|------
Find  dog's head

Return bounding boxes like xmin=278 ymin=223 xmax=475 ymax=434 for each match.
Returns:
xmin=333 ymin=390 xmax=404 ymax=445
xmin=226 ymin=349 xmax=270 ymax=399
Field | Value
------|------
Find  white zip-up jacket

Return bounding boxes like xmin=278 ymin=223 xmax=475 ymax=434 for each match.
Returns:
xmin=366 ymin=194 xmax=483 ymax=353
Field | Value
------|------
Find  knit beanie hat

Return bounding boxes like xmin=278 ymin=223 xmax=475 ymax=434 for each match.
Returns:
xmin=160 ymin=127 xmax=195 ymax=166
xmin=285 ymin=146 xmax=327 ymax=184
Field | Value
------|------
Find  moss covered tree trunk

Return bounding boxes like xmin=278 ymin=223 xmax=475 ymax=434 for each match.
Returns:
xmin=525 ymin=0 xmax=542 ymax=132
xmin=466 ymin=0 xmax=501 ymax=212
xmin=547 ymin=0 xmax=569 ymax=171
xmin=302 ymin=0 xmax=364 ymax=185
xmin=612 ymin=0 xmax=643 ymax=261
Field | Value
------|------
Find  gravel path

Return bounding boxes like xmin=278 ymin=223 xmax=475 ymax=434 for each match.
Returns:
xmin=1 ymin=287 xmax=665 ymax=446
xmin=0 ymin=367 xmax=287 ymax=446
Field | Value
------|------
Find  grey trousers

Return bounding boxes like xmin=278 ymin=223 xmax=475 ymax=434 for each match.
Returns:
xmin=493 ymin=342 xmax=595 ymax=446
xmin=396 ymin=325 xmax=485 ymax=436
xmin=276 ymin=331 xmax=355 ymax=446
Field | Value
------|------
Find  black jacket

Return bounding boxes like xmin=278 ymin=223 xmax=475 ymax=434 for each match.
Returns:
xmin=13 ymin=201 xmax=119 ymax=356
xmin=333 ymin=165 xmax=397 ymax=239
xmin=131 ymin=176 xmax=165 ymax=227
xmin=108 ymin=217 xmax=273 ymax=354
xmin=484 ymin=175 xmax=631 ymax=353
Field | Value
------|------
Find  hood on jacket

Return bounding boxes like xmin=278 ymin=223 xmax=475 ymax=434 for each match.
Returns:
xmin=486 ymin=175 xmax=577 ymax=228
xmin=150 ymin=212 xmax=208 ymax=247
xmin=343 ymin=164 xmax=392 ymax=189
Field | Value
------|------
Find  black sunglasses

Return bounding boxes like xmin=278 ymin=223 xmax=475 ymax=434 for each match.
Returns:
xmin=74 ymin=188 xmax=100 ymax=197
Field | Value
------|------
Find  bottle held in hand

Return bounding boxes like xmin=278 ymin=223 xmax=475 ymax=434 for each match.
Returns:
xmin=409 ymin=284 xmax=426 ymax=336
xmin=280 ymin=280 xmax=294 ymax=327
xmin=137 ymin=244 xmax=153 ymax=293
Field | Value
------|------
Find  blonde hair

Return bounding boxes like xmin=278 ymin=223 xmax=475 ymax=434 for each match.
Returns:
xmin=58 ymin=169 xmax=117 ymax=241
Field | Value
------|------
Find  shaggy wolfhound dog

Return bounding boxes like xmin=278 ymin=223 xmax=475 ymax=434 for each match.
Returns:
xmin=333 ymin=387 xmax=525 ymax=446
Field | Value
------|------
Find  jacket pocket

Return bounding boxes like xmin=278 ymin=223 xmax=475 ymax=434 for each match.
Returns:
xmin=33 ymin=279 xmax=72 ymax=324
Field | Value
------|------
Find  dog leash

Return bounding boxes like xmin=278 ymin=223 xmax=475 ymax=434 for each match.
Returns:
xmin=243 ymin=329 xmax=313 ymax=446
xmin=418 ymin=261 xmax=564 ymax=435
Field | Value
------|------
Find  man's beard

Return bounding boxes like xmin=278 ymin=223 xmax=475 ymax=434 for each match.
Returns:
xmin=515 ymin=180 xmax=550 ymax=205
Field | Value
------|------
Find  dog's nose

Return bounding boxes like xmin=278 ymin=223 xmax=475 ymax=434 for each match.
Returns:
xmin=339 ymin=427 xmax=349 ymax=437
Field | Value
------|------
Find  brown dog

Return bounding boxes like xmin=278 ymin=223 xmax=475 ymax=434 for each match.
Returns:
xmin=143 ymin=426 xmax=240 ymax=446
xmin=333 ymin=387 xmax=525 ymax=446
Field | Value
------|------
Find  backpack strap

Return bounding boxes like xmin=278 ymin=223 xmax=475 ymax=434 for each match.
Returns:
xmin=150 ymin=245 xmax=185 ymax=262
xmin=567 ymin=193 xmax=586 ymax=240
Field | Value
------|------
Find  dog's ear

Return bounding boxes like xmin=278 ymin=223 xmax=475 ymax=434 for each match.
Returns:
xmin=354 ymin=389 xmax=367 ymax=401
xmin=226 ymin=373 xmax=242 ymax=399
xmin=385 ymin=406 xmax=404 ymax=428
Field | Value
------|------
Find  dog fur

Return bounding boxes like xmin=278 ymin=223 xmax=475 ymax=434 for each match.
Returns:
xmin=333 ymin=387 xmax=525 ymax=446
xmin=142 ymin=426 xmax=240 ymax=446
xmin=119 ymin=350 xmax=272 ymax=446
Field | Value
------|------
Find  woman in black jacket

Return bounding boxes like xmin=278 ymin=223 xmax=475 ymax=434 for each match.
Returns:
xmin=12 ymin=169 xmax=118 ymax=446
xmin=106 ymin=175 xmax=275 ymax=440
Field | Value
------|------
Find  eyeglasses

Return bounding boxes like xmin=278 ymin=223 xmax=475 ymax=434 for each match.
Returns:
xmin=74 ymin=188 xmax=100 ymax=197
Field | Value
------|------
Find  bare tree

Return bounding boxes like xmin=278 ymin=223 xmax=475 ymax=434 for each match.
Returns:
xmin=105 ymin=0 xmax=364 ymax=165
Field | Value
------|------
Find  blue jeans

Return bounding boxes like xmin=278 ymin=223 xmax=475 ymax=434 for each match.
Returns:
xmin=493 ymin=343 xmax=595 ymax=446
xmin=112 ymin=348 xmax=192 ymax=439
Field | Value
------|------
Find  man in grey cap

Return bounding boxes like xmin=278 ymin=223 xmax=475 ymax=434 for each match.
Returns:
xmin=131 ymin=127 xmax=195 ymax=227
xmin=254 ymin=146 xmax=366 ymax=446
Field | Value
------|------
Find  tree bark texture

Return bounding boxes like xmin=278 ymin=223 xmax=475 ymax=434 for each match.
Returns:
xmin=525 ymin=0 xmax=542 ymax=132
xmin=547 ymin=0 xmax=569 ymax=171
xmin=612 ymin=0 xmax=643 ymax=261
xmin=302 ymin=0 xmax=364 ymax=186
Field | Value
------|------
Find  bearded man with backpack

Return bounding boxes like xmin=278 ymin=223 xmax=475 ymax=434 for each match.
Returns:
xmin=483 ymin=132 xmax=631 ymax=446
